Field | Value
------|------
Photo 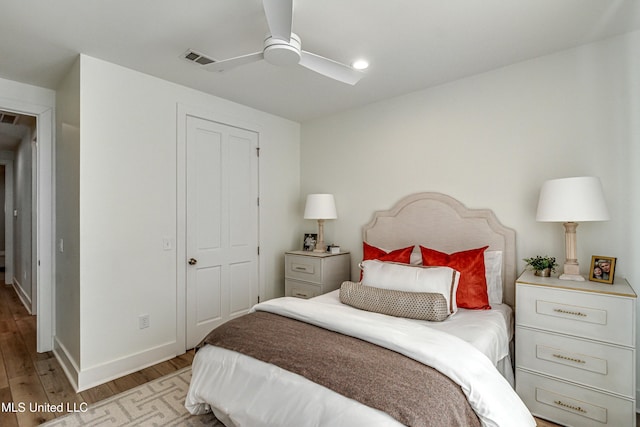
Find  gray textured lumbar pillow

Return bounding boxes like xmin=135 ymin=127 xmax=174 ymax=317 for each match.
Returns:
xmin=339 ymin=281 xmax=450 ymax=321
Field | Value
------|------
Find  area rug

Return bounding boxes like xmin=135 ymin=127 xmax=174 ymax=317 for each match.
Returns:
xmin=40 ymin=367 xmax=223 ymax=426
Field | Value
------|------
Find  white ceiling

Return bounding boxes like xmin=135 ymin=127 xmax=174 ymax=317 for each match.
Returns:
xmin=1 ymin=0 xmax=639 ymax=122
xmin=0 ymin=121 xmax=28 ymax=151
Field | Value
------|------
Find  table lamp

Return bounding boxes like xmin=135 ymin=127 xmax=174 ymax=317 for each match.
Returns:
xmin=304 ymin=194 xmax=337 ymax=253
xmin=536 ymin=176 xmax=610 ymax=281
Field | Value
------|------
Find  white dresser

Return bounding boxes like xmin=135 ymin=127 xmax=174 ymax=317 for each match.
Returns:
xmin=284 ymin=251 xmax=351 ymax=299
xmin=515 ymin=270 xmax=636 ymax=426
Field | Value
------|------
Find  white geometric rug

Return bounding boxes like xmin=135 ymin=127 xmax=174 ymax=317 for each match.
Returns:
xmin=40 ymin=367 xmax=223 ymax=426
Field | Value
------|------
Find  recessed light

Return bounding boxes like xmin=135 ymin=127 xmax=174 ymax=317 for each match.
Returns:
xmin=352 ymin=59 xmax=369 ymax=70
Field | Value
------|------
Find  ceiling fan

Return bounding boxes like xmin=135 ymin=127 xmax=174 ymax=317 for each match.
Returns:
xmin=188 ymin=0 xmax=364 ymax=85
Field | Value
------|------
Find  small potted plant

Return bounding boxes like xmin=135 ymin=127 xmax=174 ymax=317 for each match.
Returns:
xmin=523 ymin=255 xmax=558 ymax=277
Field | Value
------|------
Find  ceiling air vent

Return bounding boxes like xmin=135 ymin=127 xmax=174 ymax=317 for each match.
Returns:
xmin=0 ymin=112 xmax=18 ymax=124
xmin=183 ymin=50 xmax=215 ymax=65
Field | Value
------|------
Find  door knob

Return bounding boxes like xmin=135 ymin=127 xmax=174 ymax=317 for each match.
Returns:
xmin=188 ymin=258 xmax=197 ymax=265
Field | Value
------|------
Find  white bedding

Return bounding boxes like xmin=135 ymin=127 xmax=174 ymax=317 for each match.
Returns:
xmin=314 ymin=290 xmax=513 ymax=369
xmin=185 ymin=295 xmax=534 ymax=427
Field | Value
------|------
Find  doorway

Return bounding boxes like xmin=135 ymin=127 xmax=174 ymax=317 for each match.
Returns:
xmin=0 ymin=97 xmax=54 ymax=353
xmin=0 ymin=111 xmax=37 ymax=315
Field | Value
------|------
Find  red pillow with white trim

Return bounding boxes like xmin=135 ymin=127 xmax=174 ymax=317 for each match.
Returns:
xmin=361 ymin=242 xmax=414 ymax=279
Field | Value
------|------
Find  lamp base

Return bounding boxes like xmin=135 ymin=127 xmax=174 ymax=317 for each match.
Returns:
xmin=313 ymin=219 xmax=326 ymax=253
xmin=560 ymin=260 xmax=584 ymax=281
xmin=559 ymin=273 xmax=585 ymax=281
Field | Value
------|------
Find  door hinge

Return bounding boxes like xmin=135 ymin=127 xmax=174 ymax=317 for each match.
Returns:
xmin=257 ymin=295 xmax=261 ymax=303
xmin=257 ymin=246 xmax=260 ymax=255
xmin=256 ymin=147 xmax=260 ymax=157
xmin=257 ymin=197 xmax=259 ymax=206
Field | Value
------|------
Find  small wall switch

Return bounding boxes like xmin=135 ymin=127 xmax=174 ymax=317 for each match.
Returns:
xmin=58 ymin=239 xmax=64 ymax=253
xmin=139 ymin=314 xmax=150 ymax=329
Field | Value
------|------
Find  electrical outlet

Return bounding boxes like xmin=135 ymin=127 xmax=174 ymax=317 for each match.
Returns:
xmin=139 ymin=314 xmax=150 ymax=329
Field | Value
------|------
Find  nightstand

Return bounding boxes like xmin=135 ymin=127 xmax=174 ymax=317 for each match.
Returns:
xmin=515 ymin=270 xmax=636 ymax=426
xmin=284 ymin=251 xmax=351 ymax=299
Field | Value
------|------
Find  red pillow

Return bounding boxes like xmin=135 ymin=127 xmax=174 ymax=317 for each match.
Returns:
xmin=361 ymin=242 xmax=414 ymax=279
xmin=420 ymin=245 xmax=490 ymax=310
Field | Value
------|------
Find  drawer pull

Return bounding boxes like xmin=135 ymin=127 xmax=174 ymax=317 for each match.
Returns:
xmin=552 ymin=353 xmax=586 ymax=364
xmin=554 ymin=400 xmax=587 ymax=413
xmin=293 ymin=292 xmax=308 ymax=298
xmin=294 ymin=267 xmax=307 ymax=270
xmin=553 ymin=308 xmax=587 ymax=317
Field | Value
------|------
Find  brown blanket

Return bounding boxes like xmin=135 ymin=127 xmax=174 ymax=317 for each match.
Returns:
xmin=201 ymin=311 xmax=480 ymax=427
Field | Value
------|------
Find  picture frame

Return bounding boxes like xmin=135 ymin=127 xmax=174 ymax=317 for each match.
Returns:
xmin=589 ymin=256 xmax=616 ymax=284
xmin=302 ymin=233 xmax=317 ymax=251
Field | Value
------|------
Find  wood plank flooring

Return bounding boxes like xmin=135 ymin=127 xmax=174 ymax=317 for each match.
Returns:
xmin=2 ymin=280 xmax=636 ymax=427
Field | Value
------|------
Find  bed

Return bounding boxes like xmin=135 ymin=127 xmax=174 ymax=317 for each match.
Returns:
xmin=185 ymin=192 xmax=535 ymax=427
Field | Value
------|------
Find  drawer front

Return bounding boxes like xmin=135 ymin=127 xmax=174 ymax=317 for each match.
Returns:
xmin=516 ymin=369 xmax=635 ymax=426
xmin=516 ymin=284 xmax=634 ymax=346
xmin=285 ymin=255 xmax=323 ymax=284
xmin=285 ymin=280 xmax=321 ymax=299
xmin=516 ymin=327 xmax=634 ymax=397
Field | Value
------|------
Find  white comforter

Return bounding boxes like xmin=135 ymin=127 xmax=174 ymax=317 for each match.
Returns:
xmin=186 ymin=297 xmax=535 ymax=427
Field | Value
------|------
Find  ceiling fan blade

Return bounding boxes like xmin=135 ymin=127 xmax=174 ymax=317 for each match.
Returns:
xmin=299 ymin=51 xmax=364 ymax=85
xmin=263 ymin=0 xmax=293 ymax=41
xmin=203 ymin=52 xmax=264 ymax=73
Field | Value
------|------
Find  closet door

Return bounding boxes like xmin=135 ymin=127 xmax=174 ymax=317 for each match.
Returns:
xmin=185 ymin=115 xmax=258 ymax=349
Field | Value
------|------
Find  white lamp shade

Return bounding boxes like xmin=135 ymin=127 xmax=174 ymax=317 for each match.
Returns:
xmin=536 ymin=176 xmax=610 ymax=222
xmin=304 ymin=194 xmax=337 ymax=219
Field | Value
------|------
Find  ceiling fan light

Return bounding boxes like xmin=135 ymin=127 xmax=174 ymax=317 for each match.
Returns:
xmin=351 ymin=59 xmax=369 ymax=70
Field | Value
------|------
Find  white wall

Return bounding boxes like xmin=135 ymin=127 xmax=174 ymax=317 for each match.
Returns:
xmin=13 ymin=126 xmax=33 ymax=306
xmin=301 ymin=30 xmax=639 ymax=396
xmin=0 ymin=76 xmax=56 ymax=108
xmin=67 ymin=55 xmax=299 ymax=389
xmin=55 ymin=57 xmax=81 ymax=372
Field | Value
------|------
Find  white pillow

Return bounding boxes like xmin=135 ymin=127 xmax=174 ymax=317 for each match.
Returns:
xmin=361 ymin=260 xmax=460 ymax=315
xmin=485 ymin=251 xmax=503 ymax=305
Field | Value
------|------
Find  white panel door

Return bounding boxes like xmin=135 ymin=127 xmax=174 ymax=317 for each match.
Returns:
xmin=186 ymin=116 xmax=258 ymax=349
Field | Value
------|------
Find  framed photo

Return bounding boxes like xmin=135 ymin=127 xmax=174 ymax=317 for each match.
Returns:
xmin=302 ymin=233 xmax=317 ymax=251
xmin=589 ymin=256 xmax=616 ymax=284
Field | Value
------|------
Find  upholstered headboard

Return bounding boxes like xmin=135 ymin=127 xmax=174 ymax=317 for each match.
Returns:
xmin=362 ymin=192 xmax=517 ymax=308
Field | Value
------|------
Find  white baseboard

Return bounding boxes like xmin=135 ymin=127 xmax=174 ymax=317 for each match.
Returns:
xmin=76 ymin=342 xmax=179 ymax=392
xmin=54 ymin=337 xmax=180 ymax=392
xmin=11 ymin=278 xmax=32 ymax=314
xmin=53 ymin=337 xmax=80 ymax=391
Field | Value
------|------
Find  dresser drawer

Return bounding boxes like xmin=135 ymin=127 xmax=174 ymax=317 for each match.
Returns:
xmin=516 ymin=284 xmax=634 ymax=346
xmin=285 ymin=280 xmax=321 ymax=299
xmin=285 ymin=255 xmax=323 ymax=284
xmin=516 ymin=326 xmax=634 ymax=397
xmin=516 ymin=369 xmax=635 ymax=426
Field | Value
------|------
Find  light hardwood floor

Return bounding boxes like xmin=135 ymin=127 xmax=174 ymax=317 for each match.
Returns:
xmin=1 ymin=281 xmax=636 ymax=427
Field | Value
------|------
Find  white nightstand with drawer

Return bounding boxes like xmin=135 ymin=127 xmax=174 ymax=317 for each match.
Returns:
xmin=515 ymin=270 xmax=636 ymax=426
xmin=285 ymin=251 xmax=351 ymax=299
